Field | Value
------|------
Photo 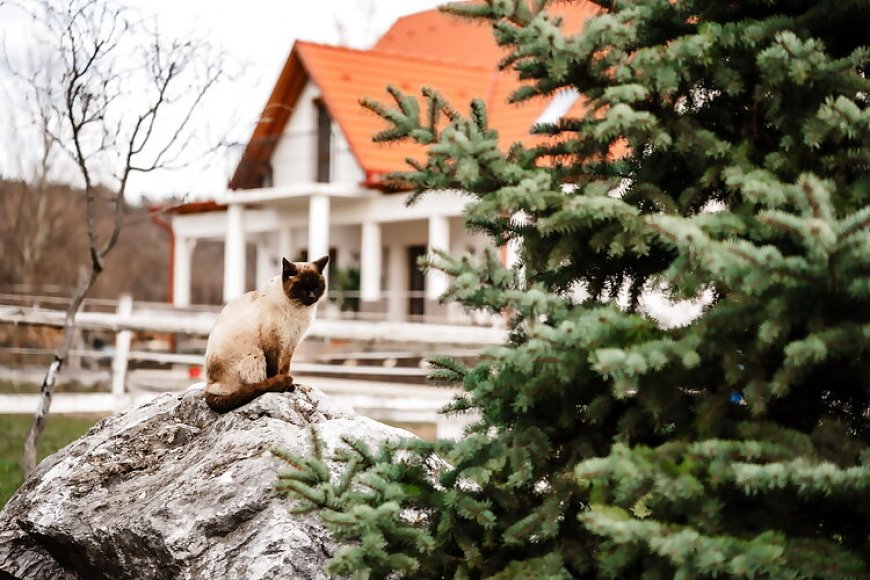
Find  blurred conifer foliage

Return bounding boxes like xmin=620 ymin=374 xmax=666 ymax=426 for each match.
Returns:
xmin=275 ymin=1 xmax=869 ymax=576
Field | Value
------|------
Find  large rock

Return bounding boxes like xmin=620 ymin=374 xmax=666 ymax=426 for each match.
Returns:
xmin=0 ymin=385 xmax=413 ymax=579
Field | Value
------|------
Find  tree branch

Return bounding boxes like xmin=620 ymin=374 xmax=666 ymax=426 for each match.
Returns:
xmin=17 ymin=0 xmax=226 ymax=475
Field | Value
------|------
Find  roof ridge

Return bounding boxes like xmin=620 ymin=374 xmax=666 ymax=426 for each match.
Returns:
xmin=296 ymin=39 xmax=495 ymax=73
xmin=373 ymin=2 xmax=477 ymax=31
xmin=368 ymin=46 xmax=499 ymax=71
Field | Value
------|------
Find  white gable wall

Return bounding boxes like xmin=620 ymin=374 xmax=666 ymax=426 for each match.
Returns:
xmin=271 ymin=82 xmax=319 ymax=186
xmin=271 ymin=81 xmax=364 ymax=187
xmin=331 ymin=125 xmax=364 ymax=185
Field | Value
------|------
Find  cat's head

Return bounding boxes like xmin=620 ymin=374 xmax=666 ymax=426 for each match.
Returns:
xmin=282 ymin=255 xmax=328 ymax=306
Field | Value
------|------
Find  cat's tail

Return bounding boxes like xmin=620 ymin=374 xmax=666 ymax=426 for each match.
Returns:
xmin=205 ymin=375 xmax=296 ymax=413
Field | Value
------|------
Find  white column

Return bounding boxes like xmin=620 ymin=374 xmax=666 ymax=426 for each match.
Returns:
xmin=223 ymin=203 xmax=246 ymax=302
xmin=256 ymin=233 xmax=277 ymax=289
xmin=278 ymin=226 xmax=294 ymax=263
xmin=307 ymin=194 xmax=331 ymax=262
xmin=386 ymin=244 xmax=406 ymax=321
xmin=360 ymin=221 xmax=382 ymax=302
xmin=173 ymin=236 xmax=194 ymax=307
xmin=426 ymin=215 xmax=450 ymax=300
xmin=504 ymin=211 xmax=524 ymax=269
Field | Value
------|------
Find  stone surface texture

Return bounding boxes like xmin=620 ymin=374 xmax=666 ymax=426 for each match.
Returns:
xmin=0 ymin=385 xmax=412 ymax=579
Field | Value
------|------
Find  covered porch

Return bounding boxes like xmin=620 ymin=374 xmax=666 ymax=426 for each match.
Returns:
xmin=170 ymin=185 xmax=494 ymax=324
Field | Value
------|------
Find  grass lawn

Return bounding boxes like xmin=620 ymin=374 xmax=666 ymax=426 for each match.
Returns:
xmin=0 ymin=414 xmax=104 ymax=508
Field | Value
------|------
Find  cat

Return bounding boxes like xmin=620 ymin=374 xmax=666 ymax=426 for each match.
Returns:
xmin=203 ymin=255 xmax=328 ymax=412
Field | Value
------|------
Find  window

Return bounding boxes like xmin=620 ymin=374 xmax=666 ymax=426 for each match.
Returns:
xmin=407 ymin=245 xmax=426 ymax=316
xmin=315 ymin=99 xmax=331 ymax=182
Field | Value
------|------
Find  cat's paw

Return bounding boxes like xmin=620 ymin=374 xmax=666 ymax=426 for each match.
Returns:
xmin=280 ymin=375 xmax=296 ymax=392
xmin=265 ymin=375 xmax=295 ymax=393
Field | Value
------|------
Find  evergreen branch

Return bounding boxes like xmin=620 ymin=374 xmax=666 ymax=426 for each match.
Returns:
xmin=426 ymin=355 xmax=468 ymax=386
xmin=581 ymin=506 xmax=865 ymax=579
xmin=732 ymin=460 xmax=869 ymax=496
xmin=339 ymin=435 xmax=376 ymax=466
xmin=275 ymin=1 xmax=870 ymax=575
xmin=837 ymin=205 xmax=870 ymax=240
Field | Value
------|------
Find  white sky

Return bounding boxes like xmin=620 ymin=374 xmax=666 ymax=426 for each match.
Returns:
xmin=0 ymin=0 xmax=444 ymax=201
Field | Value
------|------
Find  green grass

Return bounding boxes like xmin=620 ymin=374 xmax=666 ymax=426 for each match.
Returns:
xmin=0 ymin=414 xmax=104 ymax=508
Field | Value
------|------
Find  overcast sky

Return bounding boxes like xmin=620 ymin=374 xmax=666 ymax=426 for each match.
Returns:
xmin=0 ymin=0 xmax=444 ymax=201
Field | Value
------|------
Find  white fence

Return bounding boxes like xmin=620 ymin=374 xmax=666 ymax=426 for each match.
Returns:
xmin=0 ymin=296 xmax=499 ymax=435
xmin=0 ymin=300 xmax=506 ymax=344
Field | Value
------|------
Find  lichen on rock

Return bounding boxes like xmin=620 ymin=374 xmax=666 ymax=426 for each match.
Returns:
xmin=0 ymin=385 xmax=413 ymax=580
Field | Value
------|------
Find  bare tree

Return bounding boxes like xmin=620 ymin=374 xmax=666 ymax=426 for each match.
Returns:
xmin=10 ymin=0 xmax=225 ymax=474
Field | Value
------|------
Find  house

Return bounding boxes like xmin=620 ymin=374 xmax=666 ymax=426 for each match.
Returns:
xmin=169 ymin=3 xmax=598 ymax=322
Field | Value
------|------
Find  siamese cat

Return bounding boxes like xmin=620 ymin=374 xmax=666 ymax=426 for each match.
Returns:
xmin=204 ymin=255 xmax=329 ymax=412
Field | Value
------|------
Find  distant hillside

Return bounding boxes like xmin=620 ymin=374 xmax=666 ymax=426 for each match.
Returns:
xmin=0 ymin=179 xmax=249 ymax=306
xmin=0 ymin=179 xmax=170 ymax=301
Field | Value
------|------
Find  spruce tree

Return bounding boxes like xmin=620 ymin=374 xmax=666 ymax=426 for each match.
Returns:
xmin=275 ymin=1 xmax=869 ymax=577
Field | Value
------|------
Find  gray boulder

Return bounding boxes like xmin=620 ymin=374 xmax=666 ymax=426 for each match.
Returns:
xmin=0 ymin=385 xmax=413 ymax=579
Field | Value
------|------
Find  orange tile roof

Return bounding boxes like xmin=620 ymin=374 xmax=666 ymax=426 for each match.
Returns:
xmin=230 ymin=2 xmax=602 ymax=190
xmin=297 ymin=42 xmax=492 ymax=179
xmin=374 ymin=8 xmax=507 ymax=68
xmin=374 ymin=2 xmax=599 ymax=67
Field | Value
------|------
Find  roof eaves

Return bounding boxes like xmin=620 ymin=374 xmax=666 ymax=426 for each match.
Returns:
xmin=229 ymin=45 xmax=310 ymax=190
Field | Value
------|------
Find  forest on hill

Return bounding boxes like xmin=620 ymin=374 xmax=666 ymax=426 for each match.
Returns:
xmin=0 ymin=179 xmax=231 ymax=304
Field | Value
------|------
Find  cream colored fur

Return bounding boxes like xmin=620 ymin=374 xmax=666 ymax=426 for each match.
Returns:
xmin=205 ymin=275 xmax=316 ymax=398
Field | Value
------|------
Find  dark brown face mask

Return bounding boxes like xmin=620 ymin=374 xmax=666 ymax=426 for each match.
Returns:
xmin=282 ymin=256 xmax=328 ymax=306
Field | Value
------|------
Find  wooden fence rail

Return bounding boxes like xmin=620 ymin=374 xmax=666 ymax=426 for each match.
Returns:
xmin=0 ymin=304 xmax=506 ymax=344
xmin=0 ymin=296 xmax=500 ymax=434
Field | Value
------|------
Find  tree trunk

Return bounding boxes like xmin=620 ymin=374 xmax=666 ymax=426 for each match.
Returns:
xmin=22 ymin=266 xmax=98 ymax=474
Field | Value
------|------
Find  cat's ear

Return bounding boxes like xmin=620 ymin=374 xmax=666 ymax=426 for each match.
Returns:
xmin=313 ymin=255 xmax=329 ymax=273
xmin=282 ymin=258 xmax=298 ymax=279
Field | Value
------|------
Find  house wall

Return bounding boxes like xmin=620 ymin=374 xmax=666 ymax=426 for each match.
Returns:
xmin=286 ymin=224 xmax=360 ymax=272
xmin=174 ymin=189 xmax=489 ymax=313
xmin=281 ymin=219 xmax=488 ymax=279
xmin=175 ymin=68 xmax=490 ymax=317
xmin=271 ymin=81 xmax=364 ymax=187
xmin=450 ymin=217 xmax=491 ymax=259
xmin=331 ymin=128 xmax=364 ymax=185
xmin=382 ymin=219 xmax=428 ymax=248
xmin=271 ymin=83 xmax=318 ymax=186
xmin=372 ymin=217 xmax=488 ymax=321
xmin=381 ymin=217 xmax=487 ymax=260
